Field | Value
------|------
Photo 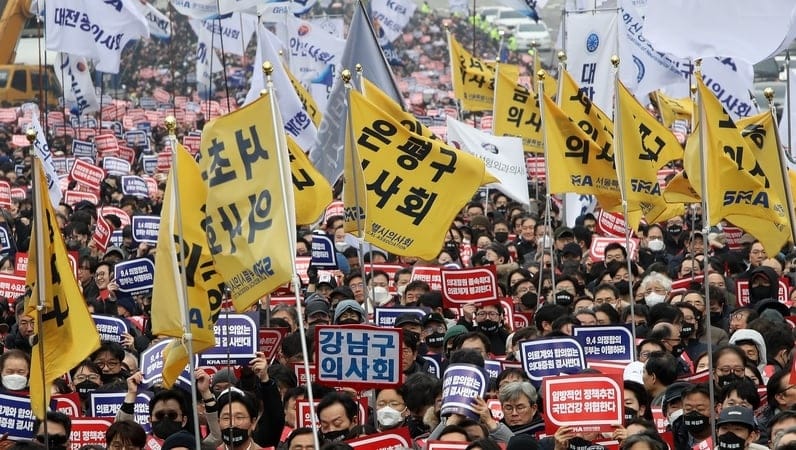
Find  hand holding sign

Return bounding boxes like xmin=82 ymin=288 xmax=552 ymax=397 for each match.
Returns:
xmin=125 ymin=371 xmax=143 ymax=404
xmin=554 ymin=426 xmax=578 ymax=450
xmin=196 ymin=369 xmax=214 ymax=402
xmin=250 ymin=352 xmax=270 ymax=382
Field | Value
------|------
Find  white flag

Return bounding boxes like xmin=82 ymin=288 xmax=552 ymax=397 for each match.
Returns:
xmin=245 ymin=26 xmax=318 ymax=153
xmin=191 ymin=13 xmax=257 ymax=57
xmin=195 ymin=29 xmax=223 ymax=88
xmin=170 ymin=0 xmax=219 ymax=19
xmin=700 ymin=57 xmax=757 ymax=121
xmin=218 ymin=0 xmax=260 ymax=14
xmin=643 ymin=0 xmax=796 ymax=64
xmin=28 ymin=111 xmax=63 ymax=207
xmin=141 ymin=2 xmax=171 ymax=40
xmin=54 ymin=53 xmax=99 ymax=116
xmin=46 ymin=0 xmax=148 ymax=74
xmin=779 ymin=69 xmax=796 ymax=169
xmin=446 ymin=117 xmax=529 ymax=206
xmin=564 ymin=10 xmax=618 ymax=112
xmin=284 ymin=15 xmax=346 ymax=84
xmin=371 ymin=0 xmax=417 ymax=43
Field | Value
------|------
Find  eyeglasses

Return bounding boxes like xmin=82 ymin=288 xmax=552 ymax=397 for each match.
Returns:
xmin=424 ymin=325 xmax=446 ymax=334
xmin=502 ymin=403 xmax=530 ymax=414
xmin=219 ymin=414 xmax=251 ymax=423
xmin=153 ymin=411 xmax=181 ymax=421
xmin=73 ymin=373 xmax=101 ymax=383
xmin=475 ymin=311 xmax=500 ymax=319
xmin=716 ymin=366 xmax=745 ymax=376
xmin=376 ymin=400 xmax=405 ymax=409
xmin=93 ymin=359 xmax=121 ymax=369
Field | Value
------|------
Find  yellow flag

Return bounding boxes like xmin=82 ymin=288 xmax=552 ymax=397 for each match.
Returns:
xmin=683 ymin=76 xmax=786 ymax=253
xmin=662 ymin=170 xmax=701 ymax=204
xmin=493 ymin=64 xmax=543 ymax=153
xmin=25 ymin=161 xmax=100 ymax=419
xmin=448 ymin=32 xmax=518 ymax=111
xmin=342 ymin=113 xmax=367 ymax=236
xmin=559 ymin=69 xmax=613 ymax=156
xmin=616 ymin=79 xmax=684 ymax=223
xmin=288 ymin=137 xmax=333 ymax=225
xmin=151 ymin=145 xmax=224 ymax=387
xmin=285 ymin=64 xmax=322 ymax=127
xmin=362 ymin=77 xmax=439 ymax=140
xmin=542 ymin=94 xmax=620 ymax=199
xmin=348 ymin=88 xmax=494 ymax=259
xmin=197 ymin=93 xmax=294 ymax=311
xmin=654 ymin=90 xmax=693 ymax=128
xmin=532 ymin=50 xmax=557 ymax=99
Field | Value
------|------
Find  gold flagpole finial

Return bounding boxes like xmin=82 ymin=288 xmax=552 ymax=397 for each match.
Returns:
xmin=262 ymin=61 xmax=274 ymax=76
xmin=557 ymin=51 xmax=566 ymax=63
xmin=610 ymin=55 xmax=620 ymax=68
xmin=764 ymin=87 xmax=775 ymax=104
xmin=536 ymin=70 xmax=546 ymax=81
xmin=355 ymin=64 xmax=363 ymax=74
xmin=690 ymin=84 xmax=697 ymax=95
xmin=164 ymin=116 xmax=177 ymax=136
xmin=25 ymin=128 xmax=37 ymax=145
xmin=342 ymin=69 xmax=352 ymax=84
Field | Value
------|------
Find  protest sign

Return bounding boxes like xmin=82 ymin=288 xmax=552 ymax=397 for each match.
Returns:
xmin=347 ymin=428 xmax=413 ymax=450
xmin=440 ymin=363 xmax=489 ymax=420
xmin=0 ymin=181 xmax=10 ymax=209
xmin=293 ymin=363 xmax=317 ymax=385
xmin=90 ymin=392 xmax=152 ymax=430
xmin=72 ymin=139 xmax=96 ymax=159
xmin=0 ymin=228 xmax=11 ymax=252
xmin=99 ymin=206 xmax=131 ymax=227
xmin=92 ymin=314 xmax=129 ymax=344
xmin=53 ymin=393 xmax=82 ymax=418
xmin=296 ymin=256 xmax=311 ymax=284
xmin=0 ymin=394 xmax=36 ymax=440
xmin=315 ymin=325 xmax=402 ymax=388
xmin=484 ymin=360 xmax=503 ymax=380
xmin=440 ymin=266 xmax=498 ymax=306
xmin=590 ymin=237 xmax=638 ymax=262
xmin=125 ymin=130 xmax=148 ymax=147
xmin=183 ymin=134 xmax=201 ymax=155
xmin=9 ymin=187 xmax=25 ymax=200
xmin=92 ymin=215 xmax=113 ymax=253
xmin=103 ymin=157 xmax=131 ymax=176
xmin=573 ymin=325 xmax=634 ymax=362
xmin=736 ymin=278 xmax=789 ymax=306
xmin=311 ymin=233 xmax=337 ymax=268
xmin=199 ymin=313 xmax=258 ymax=366
xmin=13 ymin=253 xmax=26 ymax=276
xmin=114 ymin=258 xmax=156 ymax=295
xmin=520 ymin=338 xmax=586 ymax=384
xmin=411 ymin=266 xmax=442 ymax=291
xmin=365 ymin=264 xmax=406 ymax=292
xmin=64 ymin=190 xmax=100 ymax=206
xmin=109 ymin=229 xmax=124 ymax=248
xmin=374 ymin=307 xmax=427 ymax=327
xmin=543 ymin=373 xmax=623 ymax=434
xmin=513 ymin=312 xmax=532 ymax=330
xmin=69 ymin=419 xmax=113 ymax=449
xmin=95 ymin=134 xmax=119 ymax=156
xmin=296 ymin=398 xmax=368 ymax=428
xmin=142 ymin=155 xmax=158 ymax=174
xmin=595 ymin=211 xmax=629 ymax=238
xmin=670 ymin=274 xmax=704 ymax=291
xmin=131 ymin=215 xmax=160 ymax=244
xmin=423 ymin=354 xmax=442 ymax=378
xmin=70 ymin=158 xmax=105 ymax=187
xmin=0 ymin=273 xmax=26 ymax=301
xmin=121 ymin=176 xmax=150 ymax=197
xmin=259 ymin=327 xmax=289 ymax=362
xmin=140 ymin=339 xmax=191 ymax=388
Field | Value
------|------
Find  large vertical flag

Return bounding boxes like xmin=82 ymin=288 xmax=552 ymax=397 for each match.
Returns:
xmin=615 ymin=79 xmax=684 ymax=225
xmin=778 ymin=68 xmax=796 ymax=165
xmin=312 ymin=0 xmax=402 ymax=185
xmin=25 ymin=161 xmax=100 ymax=419
xmin=371 ymin=0 xmax=417 ymax=43
xmin=446 ymin=117 xmax=529 ymax=205
xmin=192 ymin=13 xmax=257 ymax=57
xmin=541 ymin=94 xmax=620 ymax=202
xmin=682 ymin=76 xmax=788 ymax=253
xmin=245 ymin=26 xmax=318 ymax=154
xmin=493 ymin=64 xmax=543 ymax=153
xmin=347 ymin=89 xmax=496 ymax=259
xmin=288 ymin=137 xmax=333 ymax=225
xmin=449 ymin=32 xmax=519 ymax=112
xmin=140 ymin=2 xmax=171 ymax=40
xmin=197 ymin=93 xmax=294 ymax=312
xmin=29 ymin=113 xmax=63 ymax=207
xmin=563 ymin=9 xmax=618 ymax=112
xmin=285 ymin=63 xmax=323 ymax=127
xmin=151 ymin=145 xmax=225 ymax=388
xmin=54 ymin=53 xmax=100 ymax=116
xmin=45 ymin=0 xmax=148 ymax=73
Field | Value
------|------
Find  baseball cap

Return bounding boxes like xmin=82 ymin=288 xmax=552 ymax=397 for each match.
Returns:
xmin=662 ymin=382 xmax=691 ymax=411
xmin=422 ymin=313 xmax=446 ymax=327
xmin=561 ymin=242 xmax=582 ymax=257
xmin=305 ymin=299 xmax=330 ymax=318
xmin=554 ymin=226 xmax=574 ymax=240
xmin=394 ymin=312 xmax=422 ymax=328
xmin=716 ymin=406 xmax=756 ymax=430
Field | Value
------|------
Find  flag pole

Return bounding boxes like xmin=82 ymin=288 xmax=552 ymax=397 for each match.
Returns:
xmin=610 ymin=56 xmax=637 ymax=352
xmin=355 ymin=64 xmax=377 ymax=313
xmin=163 ymin=116 xmax=203 ymax=449
xmin=262 ymin=62 xmax=321 ymax=450
xmin=536 ymin=69 xmax=555 ymax=291
xmin=765 ymin=88 xmax=796 ymax=247
xmin=693 ymin=63 xmax=718 ymax=446
xmin=786 ymin=52 xmax=794 ymax=163
xmin=25 ymin=128 xmax=50 ymax=435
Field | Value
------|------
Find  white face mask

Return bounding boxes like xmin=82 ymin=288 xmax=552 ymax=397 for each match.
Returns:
xmin=377 ymin=406 xmax=404 ymax=429
xmin=334 ymin=242 xmax=349 ymax=253
xmin=645 ymin=292 xmax=666 ymax=307
xmin=648 ymin=239 xmax=665 ymax=252
xmin=667 ymin=408 xmax=683 ymax=425
xmin=2 ymin=374 xmax=27 ymax=391
xmin=371 ymin=286 xmax=392 ymax=306
xmin=397 ymin=285 xmax=407 ymax=298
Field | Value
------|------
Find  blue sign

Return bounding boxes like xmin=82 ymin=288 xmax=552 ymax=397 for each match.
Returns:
xmin=109 ymin=229 xmax=124 ymax=248
xmin=311 ymin=233 xmax=337 ymax=268
xmin=125 ymin=130 xmax=148 ymax=147
xmin=140 ymin=339 xmax=191 ymax=389
xmin=121 ymin=176 xmax=149 ymax=197
xmin=136 ymin=122 xmax=152 ymax=132
xmin=440 ymin=364 xmax=488 ymax=420
xmin=573 ymin=325 xmax=634 ymax=362
xmin=131 ymin=215 xmax=160 ymax=244
xmin=374 ymin=307 xmax=427 ymax=328
xmin=198 ymin=313 xmax=258 ymax=366
xmin=316 ymin=325 xmax=403 ymax=387
xmin=72 ymin=139 xmax=96 ymax=159
xmin=102 ymin=121 xmax=123 ymax=137
xmin=484 ymin=359 xmax=503 ymax=380
xmin=142 ymin=155 xmax=158 ymax=175
xmin=92 ymin=314 xmax=129 ymax=344
xmin=519 ymin=338 xmax=586 ymax=385
xmin=114 ymin=258 xmax=155 ymax=295
xmin=90 ymin=391 xmax=152 ymax=432
xmin=0 ymin=228 xmax=11 ymax=252
xmin=0 ymin=393 xmax=36 ymax=440
xmin=423 ymin=353 xmax=442 ymax=378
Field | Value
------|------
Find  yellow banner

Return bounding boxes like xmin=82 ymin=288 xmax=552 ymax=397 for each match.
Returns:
xmin=532 ymin=50 xmax=557 ymax=99
xmin=616 ymin=79 xmax=683 ymax=223
xmin=559 ymin=69 xmax=614 ymax=157
xmin=449 ymin=33 xmax=518 ymax=111
xmin=25 ymin=161 xmax=100 ymax=419
xmin=493 ymin=64 xmax=543 ymax=153
xmin=152 ymin=145 xmax=224 ymax=387
xmin=348 ymin=88 xmax=494 ymax=259
xmin=288 ymin=136 xmax=333 ymax=225
xmin=363 ymin=77 xmax=439 ymax=140
xmin=542 ymin=94 xmax=620 ymax=200
xmin=654 ymin=90 xmax=693 ymax=129
xmin=285 ymin=63 xmax=322 ymax=127
xmin=197 ymin=93 xmax=293 ymax=311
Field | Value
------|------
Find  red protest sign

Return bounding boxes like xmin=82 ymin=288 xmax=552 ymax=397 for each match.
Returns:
xmin=292 ymin=363 xmax=317 ymax=386
xmin=347 ymin=428 xmax=412 ymax=450
xmin=513 ymin=312 xmax=532 ymax=330
xmin=670 ymin=274 xmax=704 ymax=291
xmin=95 ymin=134 xmax=119 ymax=157
xmin=590 ymin=237 xmax=638 ymax=262
xmin=70 ymin=158 xmax=105 ymax=188
xmin=53 ymin=393 xmax=82 ymax=418
xmin=324 ymin=200 xmax=344 ymax=222
xmin=296 ymin=398 xmax=368 ymax=429
xmin=595 ymin=211 xmax=629 ymax=238
xmin=366 ymin=264 xmax=406 ymax=292
xmin=525 ymin=155 xmax=546 ymax=181
xmin=411 ymin=266 xmax=442 ymax=291
xmin=722 ymin=226 xmax=744 ymax=250
xmin=10 ymin=188 xmax=26 ymax=200
xmin=736 ymin=278 xmax=790 ymax=306
xmin=92 ymin=214 xmax=113 ymax=253
xmin=543 ymin=373 xmax=623 ymax=434
xmin=70 ymin=419 xmax=113 ymax=448
xmin=258 ymin=328 xmax=289 ymax=362
xmin=156 ymin=151 xmax=172 ymax=172
xmin=0 ymin=273 xmax=27 ymax=300
xmin=98 ymin=206 xmax=131 ymax=227
xmin=14 ymin=252 xmax=27 ymax=276
xmin=296 ymin=256 xmax=311 ymax=285
xmin=118 ymin=145 xmax=136 ymax=165
xmin=0 ymin=181 xmax=11 ymax=209
xmin=315 ymin=325 xmax=403 ymax=389
xmin=440 ymin=266 xmax=498 ymax=306
xmin=183 ymin=135 xmax=201 ymax=155
xmin=64 ymin=190 xmax=99 ymax=206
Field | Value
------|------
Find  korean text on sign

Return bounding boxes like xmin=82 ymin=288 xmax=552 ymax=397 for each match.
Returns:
xmin=315 ymin=325 xmax=402 ymax=388
xmin=542 ymin=374 xmax=624 ymax=434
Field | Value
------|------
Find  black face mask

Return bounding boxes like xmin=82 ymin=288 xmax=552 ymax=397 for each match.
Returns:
xmin=337 ymin=318 xmax=360 ymax=325
xmin=555 ymin=291 xmax=574 ymax=308
xmin=672 ymin=343 xmax=686 ymax=358
xmin=717 ymin=432 xmax=747 ymax=450
xmin=37 ymin=434 xmax=68 ymax=450
xmin=494 ymin=232 xmax=509 ymax=243
xmin=221 ymin=427 xmax=249 ymax=447
xmin=624 ymin=407 xmax=638 ymax=425
xmin=614 ymin=280 xmax=630 ymax=296
xmin=323 ymin=429 xmax=349 ymax=443
xmin=478 ymin=320 xmax=500 ymax=334
xmin=749 ymin=286 xmax=770 ymax=301
xmin=75 ymin=380 xmax=99 ymax=398
xmin=717 ymin=373 xmax=743 ymax=388
xmin=684 ymin=411 xmax=710 ymax=435
xmin=151 ymin=418 xmax=183 ymax=439
xmin=680 ymin=323 xmax=695 ymax=338
xmin=635 ymin=324 xmax=649 ymax=338
xmin=667 ymin=224 xmax=683 ymax=236
xmin=569 ymin=437 xmax=600 ymax=450
xmin=427 ymin=332 xmax=445 ymax=347
xmin=710 ymin=311 xmax=723 ymax=324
